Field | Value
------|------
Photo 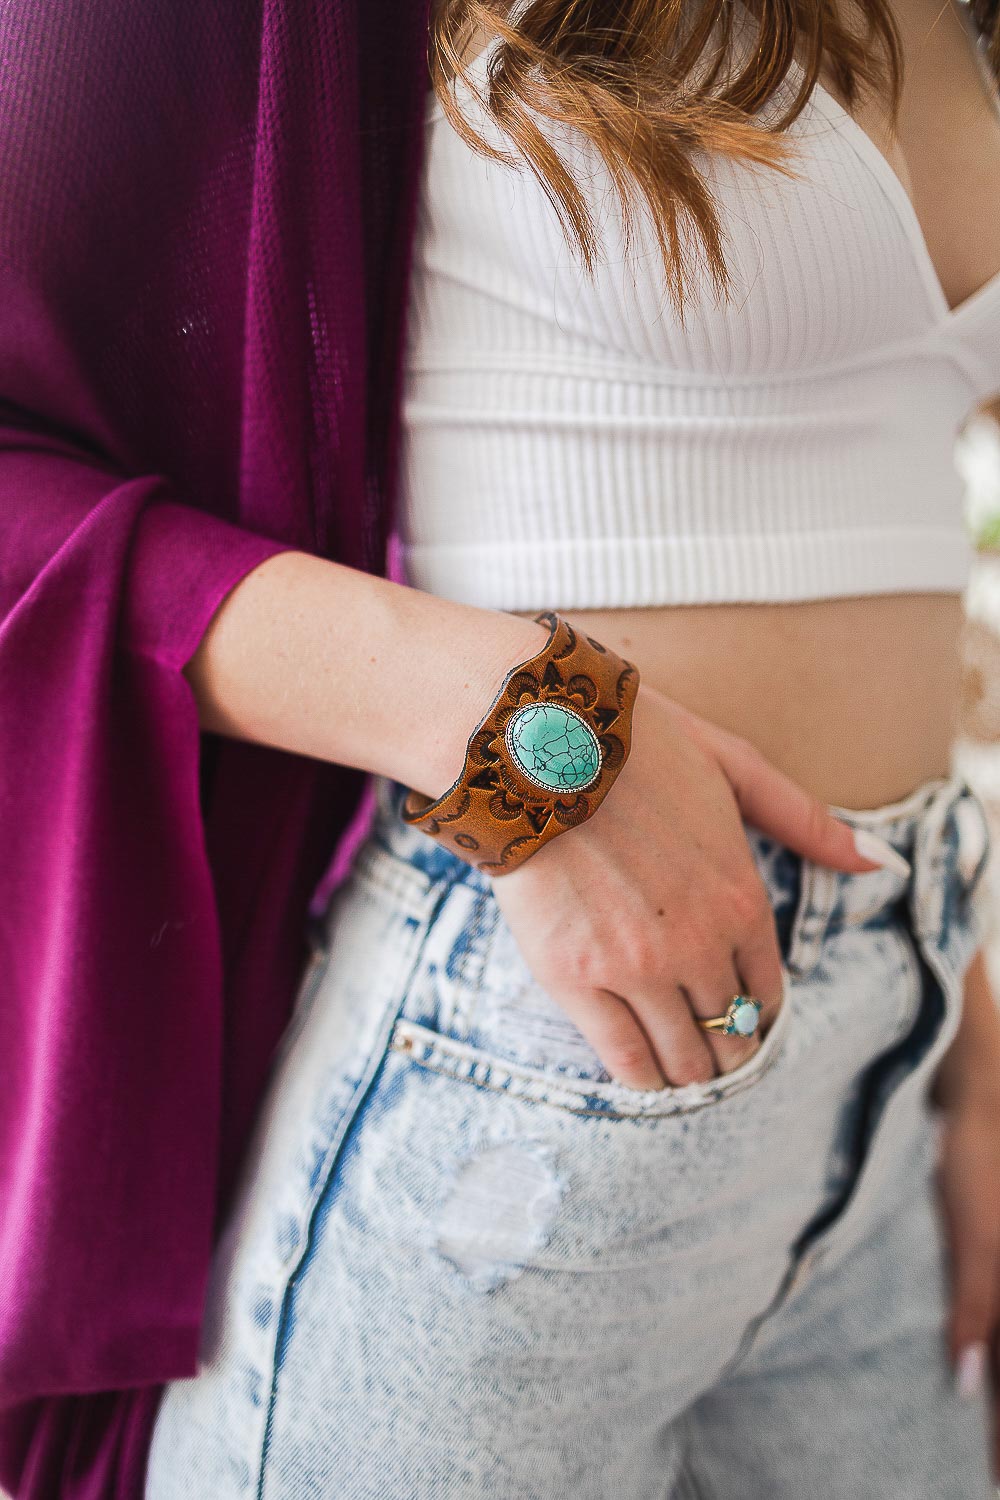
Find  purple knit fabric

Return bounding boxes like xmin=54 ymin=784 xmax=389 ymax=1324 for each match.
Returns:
xmin=0 ymin=2 xmax=430 ymax=1494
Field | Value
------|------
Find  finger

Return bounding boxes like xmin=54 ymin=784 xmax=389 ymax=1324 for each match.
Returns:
xmin=695 ymin=721 xmax=896 ymax=878
xmin=682 ymin=960 xmax=762 ymax=1078
xmin=626 ymin=983 xmax=717 ymax=1087
xmin=547 ymin=985 xmax=668 ymax=1091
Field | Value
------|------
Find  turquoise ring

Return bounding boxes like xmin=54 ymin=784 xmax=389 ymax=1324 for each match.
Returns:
xmin=698 ymin=995 xmax=762 ymax=1038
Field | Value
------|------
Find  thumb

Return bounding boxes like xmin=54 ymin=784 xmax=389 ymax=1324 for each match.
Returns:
xmin=674 ymin=704 xmax=908 ymax=876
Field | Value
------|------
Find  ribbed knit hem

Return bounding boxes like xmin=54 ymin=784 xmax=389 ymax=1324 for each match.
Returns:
xmin=401 ymin=526 xmax=977 ymax=609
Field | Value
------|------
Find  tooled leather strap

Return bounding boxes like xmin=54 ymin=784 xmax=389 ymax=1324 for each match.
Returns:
xmin=401 ymin=610 xmax=640 ymax=875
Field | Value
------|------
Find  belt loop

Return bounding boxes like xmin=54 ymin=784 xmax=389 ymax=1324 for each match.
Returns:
xmin=907 ymin=774 xmax=984 ymax=954
xmin=785 ymin=860 xmax=839 ymax=980
xmin=953 ymin=778 xmax=993 ymax=892
xmin=908 ymin=778 xmax=963 ymax=946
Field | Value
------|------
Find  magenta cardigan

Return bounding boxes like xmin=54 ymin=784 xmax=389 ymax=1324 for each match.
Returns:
xmin=0 ymin=2 xmax=432 ymax=1494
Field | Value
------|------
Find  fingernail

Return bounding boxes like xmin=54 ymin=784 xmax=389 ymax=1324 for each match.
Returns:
xmin=955 ymin=1341 xmax=988 ymax=1400
xmin=852 ymin=828 xmax=912 ymax=878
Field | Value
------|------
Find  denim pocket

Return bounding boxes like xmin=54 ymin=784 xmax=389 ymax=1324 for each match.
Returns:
xmin=389 ymin=872 xmax=797 ymax=1121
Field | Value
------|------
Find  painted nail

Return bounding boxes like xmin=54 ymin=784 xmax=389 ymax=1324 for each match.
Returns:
xmin=852 ymin=829 xmax=912 ymax=878
xmin=955 ymin=1341 xmax=988 ymax=1401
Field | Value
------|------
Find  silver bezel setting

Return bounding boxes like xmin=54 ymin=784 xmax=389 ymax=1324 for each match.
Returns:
xmin=503 ymin=700 xmax=603 ymax=794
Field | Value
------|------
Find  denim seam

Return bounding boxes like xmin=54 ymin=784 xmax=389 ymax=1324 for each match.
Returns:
xmin=254 ymin=877 xmax=452 ymax=1500
xmin=721 ymin=919 xmax=930 ymax=1375
xmin=796 ymin=916 xmax=929 ymax=1261
xmin=787 ymin=927 xmax=936 ymax=1298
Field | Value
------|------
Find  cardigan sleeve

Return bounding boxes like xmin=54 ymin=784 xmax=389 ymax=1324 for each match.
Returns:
xmin=0 ymin=426 xmax=293 ymax=669
xmin=0 ymin=422 xmax=294 ymax=1405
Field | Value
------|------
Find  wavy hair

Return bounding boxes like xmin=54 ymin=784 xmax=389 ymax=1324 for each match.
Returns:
xmin=428 ymin=0 xmax=1000 ymax=312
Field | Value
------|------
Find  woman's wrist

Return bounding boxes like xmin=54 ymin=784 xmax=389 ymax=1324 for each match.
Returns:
xmin=407 ymin=606 xmax=554 ymax=801
xmin=181 ymin=547 xmax=550 ymax=796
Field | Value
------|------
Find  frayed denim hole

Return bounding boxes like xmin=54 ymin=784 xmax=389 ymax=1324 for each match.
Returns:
xmin=425 ymin=1132 xmax=566 ymax=1291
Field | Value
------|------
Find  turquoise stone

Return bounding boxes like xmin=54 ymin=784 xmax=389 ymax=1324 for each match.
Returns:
xmin=505 ymin=702 xmax=601 ymax=792
xmin=729 ymin=998 xmax=761 ymax=1036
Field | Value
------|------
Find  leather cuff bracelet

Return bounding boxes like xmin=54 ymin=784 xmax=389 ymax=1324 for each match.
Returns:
xmin=401 ymin=610 xmax=640 ymax=875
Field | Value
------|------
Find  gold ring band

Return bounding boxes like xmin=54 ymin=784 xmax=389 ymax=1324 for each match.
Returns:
xmin=697 ymin=995 xmax=762 ymax=1038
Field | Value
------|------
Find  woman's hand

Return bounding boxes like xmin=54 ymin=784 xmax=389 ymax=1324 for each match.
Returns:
xmin=932 ymin=948 xmax=1000 ymax=1478
xmin=491 ymin=682 xmax=898 ymax=1091
xmin=184 ymin=562 xmax=895 ymax=1091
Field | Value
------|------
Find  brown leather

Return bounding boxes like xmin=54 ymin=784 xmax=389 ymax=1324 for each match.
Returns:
xmin=402 ymin=610 xmax=640 ymax=875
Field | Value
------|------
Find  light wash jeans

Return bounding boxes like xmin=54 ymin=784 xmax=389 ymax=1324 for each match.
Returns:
xmin=146 ymin=770 xmax=996 ymax=1499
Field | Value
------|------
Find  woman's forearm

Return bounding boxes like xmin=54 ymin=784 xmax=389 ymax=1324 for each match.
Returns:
xmin=182 ymin=550 xmax=547 ymax=800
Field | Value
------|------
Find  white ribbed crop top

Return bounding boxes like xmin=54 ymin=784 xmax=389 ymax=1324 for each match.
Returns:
xmin=397 ymin=29 xmax=1000 ymax=609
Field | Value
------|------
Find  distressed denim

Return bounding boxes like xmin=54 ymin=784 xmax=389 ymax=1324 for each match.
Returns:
xmin=145 ymin=770 xmax=996 ymax=1499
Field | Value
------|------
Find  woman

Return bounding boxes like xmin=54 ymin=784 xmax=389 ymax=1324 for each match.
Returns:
xmin=2 ymin=0 xmax=999 ymax=1495
xmin=142 ymin=0 xmax=1000 ymax=1491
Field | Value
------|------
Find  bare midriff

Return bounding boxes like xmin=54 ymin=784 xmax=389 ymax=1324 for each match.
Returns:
xmin=513 ymin=595 xmax=964 ymax=809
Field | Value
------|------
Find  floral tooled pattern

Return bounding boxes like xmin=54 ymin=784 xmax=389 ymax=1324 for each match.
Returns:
xmin=401 ymin=612 xmax=639 ymax=873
